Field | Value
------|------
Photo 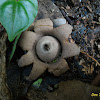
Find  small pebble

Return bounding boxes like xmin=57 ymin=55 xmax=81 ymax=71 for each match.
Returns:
xmin=54 ymin=84 xmax=59 ymax=89
xmin=98 ymin=44 xmax=100 ymax=51
xmin=99 ymin=17 xmax=100 ymax=22
xmin=48 ymin=86 xmax=54 ymax=92
xmin=53 ymin=18 xmax=66 ymax=27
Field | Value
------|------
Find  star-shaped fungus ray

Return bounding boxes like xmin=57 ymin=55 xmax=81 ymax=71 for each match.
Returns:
xmin=62 ymin=42 xmax=80 ymax=58
xmin=26 ymin=62 xmax=47 ymax=81
xmin=53 ymin=24 xmax=80 ymax=58
xmin=18 ymin=50 xmax=34 ymax=67
xmin=34 ymin=18 xmax=53 ymax=34
xmin=48 ymin=59 xmax=69 ymax=76
xmin=18 ymin=31 xmax=41 ymax=51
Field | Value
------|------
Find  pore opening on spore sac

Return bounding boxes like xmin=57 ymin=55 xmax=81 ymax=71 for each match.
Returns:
xmin=44 ymin=43 xmax=50 ymax=51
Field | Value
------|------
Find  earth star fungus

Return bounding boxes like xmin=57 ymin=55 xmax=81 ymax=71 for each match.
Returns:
xmin=18 ymin=18 xmax=80 ymax=81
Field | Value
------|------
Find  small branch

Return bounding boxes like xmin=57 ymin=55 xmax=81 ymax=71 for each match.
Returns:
xmin=59 ymin=7 xmax=73 ymax=25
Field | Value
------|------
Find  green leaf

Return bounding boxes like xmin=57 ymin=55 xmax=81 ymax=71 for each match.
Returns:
xmin=33 ymin=78 xmax=43 ymax=88
xmin=0 ymin=0 xmax=38 ymax=42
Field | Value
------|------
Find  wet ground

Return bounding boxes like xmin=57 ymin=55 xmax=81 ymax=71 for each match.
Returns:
xmin=4 ymin=0 xmax=100 ymax=100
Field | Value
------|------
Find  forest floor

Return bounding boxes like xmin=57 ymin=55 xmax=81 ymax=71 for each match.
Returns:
xmin=1 ymin=0 xmax=100 ymax=100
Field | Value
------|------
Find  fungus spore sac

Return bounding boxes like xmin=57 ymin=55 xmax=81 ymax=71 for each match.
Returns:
xmin=36 ymin=36 xmax=61 ymax=62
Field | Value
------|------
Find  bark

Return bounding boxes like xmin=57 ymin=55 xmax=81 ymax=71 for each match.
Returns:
xmin=0 ymin=33 xmax=11 ymax=100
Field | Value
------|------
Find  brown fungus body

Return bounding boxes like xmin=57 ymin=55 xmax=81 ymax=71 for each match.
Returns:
xmin=18 ymin=18 xmax=80 ymax=81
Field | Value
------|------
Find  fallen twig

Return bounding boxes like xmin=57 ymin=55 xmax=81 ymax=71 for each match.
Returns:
xmin=80 ymin=50 xmax=100 ymax=66
xmin=59 ymin=7 xmax=73 ymax=25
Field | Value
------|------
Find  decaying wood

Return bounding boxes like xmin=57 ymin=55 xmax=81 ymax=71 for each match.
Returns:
xmin=0 ymin=33 xmax=11 ymax=100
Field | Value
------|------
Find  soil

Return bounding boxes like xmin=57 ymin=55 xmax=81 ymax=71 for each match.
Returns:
xmin=26 ymin=80 xmax=100 ymax=100
xmin=46 ymin=80 xmax=100 ymax=100
xmin=0 ymin=0 xmax=100 ymax=100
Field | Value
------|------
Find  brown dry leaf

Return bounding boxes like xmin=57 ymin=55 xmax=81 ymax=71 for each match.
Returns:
xmin=79 ymin=59 xmax=94 ymax=75
xmin=82 ymin=64 xmax=94 ymax=75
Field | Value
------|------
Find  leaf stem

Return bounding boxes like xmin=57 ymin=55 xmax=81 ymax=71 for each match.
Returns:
xmin=9 ymin=33 xmax=22 ymax=62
